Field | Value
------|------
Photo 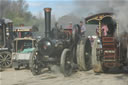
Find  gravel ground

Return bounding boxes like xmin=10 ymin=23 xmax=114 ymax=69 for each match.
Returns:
xmin=1 ymin=67 xmax=128 ymax=85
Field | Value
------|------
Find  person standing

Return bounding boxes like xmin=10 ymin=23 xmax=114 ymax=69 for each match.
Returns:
xmin=51 ymin=22 xmax=60 ymax=39
xmin=101 ymin=24 xmax=108 ymax=36
xmin=80 ymin=21 xmax=86 ymax=36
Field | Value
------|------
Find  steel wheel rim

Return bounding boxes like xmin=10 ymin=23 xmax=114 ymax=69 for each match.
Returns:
xmin=0 ymin=53 xmax=11 ymax=67
xmin=65 ymin=51 xmax=72 ymax=75
xmin=84 ymin=40 xmax=91 ymax=68
xmin=32 ymin=54 xmax=41 ymax=74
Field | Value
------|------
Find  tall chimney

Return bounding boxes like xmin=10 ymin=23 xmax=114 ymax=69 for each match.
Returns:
xmin=44 ymin=8 xmax=52 ymax=38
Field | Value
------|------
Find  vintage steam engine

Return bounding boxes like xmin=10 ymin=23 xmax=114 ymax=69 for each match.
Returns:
xmin=0 ymin=18 xmax=13 ymax=69
xmin=85 ymin=13 xmax=128 ymax=73
xmin=30 ymin=8 xmax=79 ymax=76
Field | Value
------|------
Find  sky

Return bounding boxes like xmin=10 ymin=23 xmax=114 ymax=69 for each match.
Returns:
xmin=26 ymin=0 xmax=128 ymax=20
xmin=26 ymin=0 xmax=76 ymax=19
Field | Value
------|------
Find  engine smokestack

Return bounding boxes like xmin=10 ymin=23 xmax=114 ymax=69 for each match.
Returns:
xmin=44 ymin=8 xmax=52 ymax=37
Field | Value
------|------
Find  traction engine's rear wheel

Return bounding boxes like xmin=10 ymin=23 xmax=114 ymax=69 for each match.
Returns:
xmin=0 ymin=51 xmax=12 ymax=68
xmin=92 ymin=38 xmax=102 ymax=73
xmin=60 ymin=49 xmax=73 ymax=77
xmin=30 ymin=51 xmax=41 ymax=75
xmin=77 ymin=38 xmax=92 ymax=71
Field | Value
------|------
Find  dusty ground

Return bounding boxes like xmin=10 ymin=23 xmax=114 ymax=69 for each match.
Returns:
xmin=1 ymin=67 xmax=128 ymax=85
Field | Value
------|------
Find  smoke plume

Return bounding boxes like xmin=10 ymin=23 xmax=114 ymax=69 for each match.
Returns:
xmin=73 ymin=0 xmax=128 ymax=33
xmin=108 ymin=0 xmax=128 ymax=33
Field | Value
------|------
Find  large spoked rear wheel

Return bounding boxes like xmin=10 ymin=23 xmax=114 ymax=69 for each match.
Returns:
xmin=30 ymin=51 xmax=41 ymax=75
xmin=0 ymin=51 xmax=12 ymax=68
xmin=60 ymin=49 xmax=73 ymax=77
xmin=77 ymin=38 xmax=92 ymax=71
xmin=92 ymin=38 xmax=102 ymax=73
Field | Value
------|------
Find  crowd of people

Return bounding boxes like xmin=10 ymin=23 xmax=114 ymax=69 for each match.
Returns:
xmin=51 ymin=20 xmax=116 ymax=42
xmin=51 ymin=21 xmax=86 ymax=39
xmin=66 ymin=21 xmax=86 ymax=35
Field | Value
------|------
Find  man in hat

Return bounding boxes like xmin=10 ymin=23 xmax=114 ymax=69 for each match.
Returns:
xmin=51 ymin=22 xmax=60 ymax=39
xmin=80 ymin=21 xmax=86 ymax=36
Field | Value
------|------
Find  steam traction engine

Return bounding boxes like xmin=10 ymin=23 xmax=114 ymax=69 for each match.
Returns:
xmin=85 ymin=13 xmax=128 ymax=72
xmin=0 ymin=18 xmax=13 ymax=69
xmin=29 ymin=8 xmax=80 ymax=76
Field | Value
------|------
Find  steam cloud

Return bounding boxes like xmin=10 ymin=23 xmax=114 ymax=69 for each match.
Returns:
xmin=73 ymin=0 xmax=128 ymax=33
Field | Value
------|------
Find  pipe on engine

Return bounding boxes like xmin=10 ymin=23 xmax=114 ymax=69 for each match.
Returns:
xmin=44 ymin=8 xmax=52 ymax=38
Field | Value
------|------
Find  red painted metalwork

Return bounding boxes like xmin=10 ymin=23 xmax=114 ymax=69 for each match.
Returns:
xmin=101 ymin=36 xmax=120 ymax=68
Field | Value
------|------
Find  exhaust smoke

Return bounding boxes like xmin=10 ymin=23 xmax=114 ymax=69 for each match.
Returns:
xmin=73 ymin=0 xmax=128 ymax=33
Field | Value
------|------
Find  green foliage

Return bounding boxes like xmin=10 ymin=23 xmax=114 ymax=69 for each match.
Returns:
xmin=0 ymin=0 xmax=38 ymax=26
xmin=0 ymin=0 xmax=57 ymax=37
xmin=13 ymin=17 xmax=24 ymax=26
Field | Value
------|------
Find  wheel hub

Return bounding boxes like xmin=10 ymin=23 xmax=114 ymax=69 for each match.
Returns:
xmin=85 ymin=52 xmax=89 ymax=56
xmin=67 ymin=61 xmax=71 ymax=64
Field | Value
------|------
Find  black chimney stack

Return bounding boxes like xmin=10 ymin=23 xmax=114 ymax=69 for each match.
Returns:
xmin=44 ymin=8 xmax=52 ymax=38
